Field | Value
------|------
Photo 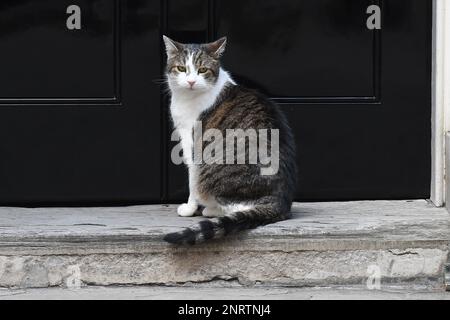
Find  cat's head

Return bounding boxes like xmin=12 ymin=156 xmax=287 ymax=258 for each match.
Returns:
xmin=163 ymin=36 xmax=227 ymax=92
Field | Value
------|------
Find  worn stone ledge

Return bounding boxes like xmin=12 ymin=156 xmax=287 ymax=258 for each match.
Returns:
xmin=2 ymin=285 xmax=450 ymax=300
xmin=0 ymin=200 xmax=448 ymax=289
xmin=0 ymin=248 xmax=447 ymax=289
xmin=0 ymin=239 xmax=448 ymax=257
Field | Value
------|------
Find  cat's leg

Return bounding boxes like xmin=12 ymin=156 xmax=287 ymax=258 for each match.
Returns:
xmin=177 ymin=197 xmax=198 ymax=217
xmin=177 ymin=164 xmax=199 ymax=217
xmin=201 ymin=198 xmax=225 ymax=217
xmin=202 ymin=206 xmax=224 ymax=217
xmin=176 ymin=127 xmax=199 ymax=217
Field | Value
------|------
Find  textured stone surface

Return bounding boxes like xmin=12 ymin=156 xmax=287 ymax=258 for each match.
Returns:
xmin=0 ymin=200 xmax=448 ymax=289
xmin=0 ymin=248 xmax=446 ymax=288
xmin=1 ymin=286 xmax=449 ymax=300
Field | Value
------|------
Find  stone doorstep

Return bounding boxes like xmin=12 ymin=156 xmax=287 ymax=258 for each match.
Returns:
xmin=0 ymin=200 xmax=448 ymax=289
xmin=1 ymin=286 xmax=450 ymax=300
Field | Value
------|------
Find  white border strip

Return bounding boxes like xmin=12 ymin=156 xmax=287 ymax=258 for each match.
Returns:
xmin=431 ymin=0 xmax=450 ymax=206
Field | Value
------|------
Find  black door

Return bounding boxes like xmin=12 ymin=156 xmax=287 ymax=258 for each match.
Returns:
xmin=0 ymin=0 xmax=162 ymax=205
xmin=165 ymin=0 xmax=431 ymax=202
xmin=0 ymin=0 xmax=431 ymax=205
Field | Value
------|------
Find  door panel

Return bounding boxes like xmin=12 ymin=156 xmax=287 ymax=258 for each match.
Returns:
xmin=0 ymin=0 xmax=116 ymax=100
xmin=165 ymin=0 xmax=431 ymax=202
xmin=0 ymin=0 xmax=162 ymax=205
xmin=167 ymin=0 xmax=209 ymax=42
xmin=215 ymin=0 xmax=375 ymax=99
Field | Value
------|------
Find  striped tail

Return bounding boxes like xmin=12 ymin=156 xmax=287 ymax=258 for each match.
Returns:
xmin=163 ymin=205 xmax=288 ymax=245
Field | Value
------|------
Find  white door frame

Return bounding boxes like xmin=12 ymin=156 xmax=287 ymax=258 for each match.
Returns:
xmin=431 ymin=0 xmax=450 ymax=206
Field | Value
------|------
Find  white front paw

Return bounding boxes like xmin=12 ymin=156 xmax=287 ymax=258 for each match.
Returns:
xmin=177 ymin=203 xmax=198 ymax=217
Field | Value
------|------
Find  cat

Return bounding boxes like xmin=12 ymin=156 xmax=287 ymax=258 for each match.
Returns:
xmin=162 ymin=36 xmax=297 ymax=245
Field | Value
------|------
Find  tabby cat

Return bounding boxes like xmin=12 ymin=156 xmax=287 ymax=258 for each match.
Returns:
xmin=163 ymin=36 xmax=297 ymax=245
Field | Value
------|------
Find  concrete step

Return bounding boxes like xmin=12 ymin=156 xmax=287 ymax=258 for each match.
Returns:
xmin=1 ymin=286 xmax=449 ymax=300
xmin=0 ymin=200 xmax=449 ymax=290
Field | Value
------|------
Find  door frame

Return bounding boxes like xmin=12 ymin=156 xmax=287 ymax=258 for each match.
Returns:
xmin=432 ymin=0 xmax=450 ymax=206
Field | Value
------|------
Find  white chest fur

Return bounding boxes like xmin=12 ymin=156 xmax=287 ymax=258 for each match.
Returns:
xmin=169 ymin=69 xmax=233 ymax=164
xmin=170 ymin=99 xmax=202 ymax=165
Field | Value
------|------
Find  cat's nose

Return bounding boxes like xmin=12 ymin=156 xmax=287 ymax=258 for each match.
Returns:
xmin=187 ymin=80 xmax=196 ymax=88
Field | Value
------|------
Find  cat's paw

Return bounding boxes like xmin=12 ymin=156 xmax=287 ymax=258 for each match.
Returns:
xmin=202 ymin=207 xmax=224 ymax=218
xmin=177 ymin=203 xmax=198 ymax=217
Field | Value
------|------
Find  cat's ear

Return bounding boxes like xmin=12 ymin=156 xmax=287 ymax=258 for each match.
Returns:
xmin=163 ymin=35 xmax=183 ymax=57
xmin=205 ymin=37 xmax=227 ymax=58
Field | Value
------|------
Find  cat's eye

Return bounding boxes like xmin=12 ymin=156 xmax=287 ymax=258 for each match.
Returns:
xmin=177 ymin=66 xmax=186 ymax=72
xmin=198 ymin=67 xmax=208 ymax=74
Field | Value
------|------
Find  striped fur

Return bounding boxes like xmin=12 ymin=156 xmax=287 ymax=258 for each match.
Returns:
xmin=163 ymin=37 xmax=297 ymax=245
xmin=164 ymin=202 xmax=290 ymax=245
